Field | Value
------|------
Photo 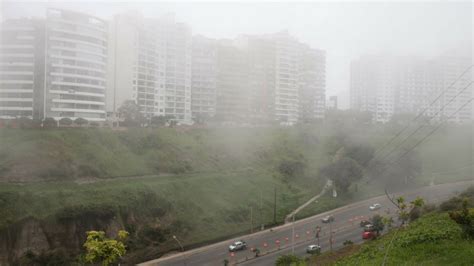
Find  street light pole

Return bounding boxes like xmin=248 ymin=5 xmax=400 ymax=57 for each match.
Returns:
xmin=172 ymin=235 xmax=186 ymax=265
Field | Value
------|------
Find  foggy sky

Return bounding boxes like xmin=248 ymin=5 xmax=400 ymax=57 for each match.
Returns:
xmin=2 ymin=0 xmax=472 ymax=109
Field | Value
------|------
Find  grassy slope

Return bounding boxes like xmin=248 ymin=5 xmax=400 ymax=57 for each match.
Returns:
xmin=0 ymin=124 xmax=472 ymax=259
xmin=0 ymin=170 xmax=320 ymax=247
xmin=309 ymin=212 xmax=474 ymax=266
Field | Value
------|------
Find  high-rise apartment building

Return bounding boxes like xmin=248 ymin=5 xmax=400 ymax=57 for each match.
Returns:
xmin=45 ymin=9 xmax=108 ymax=121
xmin=214 ymin=39 xmax=250 ymax=122
xmin=350 ymin=56 xmax=400 ymax=123
xmin=298 ymin=45 xmax=326 ymax=121
xmin=1 ymin=9 xmax=108 ymax=122
xmin=273 ymin=31 xmax=300 ymax=124
xmin=236 ymin=31 xmax=326 ymax=125
xmin=107 ymin=12 xmax=192 ymax=124
xmin=0 ymin=19 xmax=44 ymax=119
xmin=351 ymin=55 xmax=472 ymax=123
xmin=191 ymin=35 xmax=217 ymax=120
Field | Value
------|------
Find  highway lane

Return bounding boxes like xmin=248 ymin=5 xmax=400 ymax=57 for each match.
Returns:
xmin=139 ymin=180 xmax=473 ymax=266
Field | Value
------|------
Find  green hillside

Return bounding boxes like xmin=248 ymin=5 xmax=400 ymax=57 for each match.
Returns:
xmin=0 ymin=124 xmax=472 ymax=264
xmin=330 ymin=212 xmax=474 ymax=266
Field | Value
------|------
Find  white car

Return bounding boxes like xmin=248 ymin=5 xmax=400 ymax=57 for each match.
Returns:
xmin=306 ymin=244 xmax=321 ymax=254
xmin=369 ymin=203 xmax=382 ymax=211
xmin=229 ymin=240 xmax=247 ymax=252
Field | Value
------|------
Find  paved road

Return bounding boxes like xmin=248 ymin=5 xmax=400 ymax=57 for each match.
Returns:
xmin=139 ymin=180 xmax=473 ymax=266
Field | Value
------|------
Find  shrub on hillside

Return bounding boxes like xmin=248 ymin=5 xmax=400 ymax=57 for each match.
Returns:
xmin=74 ymin=117 xmax=88 ymax=126
xmin=59 ymin=117 xmax=73 ymax=126
xmin=278 ymin=159 xmax=306 ymax=179
xmin=276 ymin=255 xmax=305 ymax=266
xmin=449 ymin=199 xmax=474 ymax=239
xmin=43 ymin=117 xmax=57 ymax=128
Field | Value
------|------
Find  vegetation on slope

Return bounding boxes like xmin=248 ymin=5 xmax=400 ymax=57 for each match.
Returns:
xmin=306 ymin=186 xmax=474 ymax=266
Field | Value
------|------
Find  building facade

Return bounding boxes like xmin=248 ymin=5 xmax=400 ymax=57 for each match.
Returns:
xmin=45 ymin=9 xmax=108 ymax=121
xmin=351 ymin=55 xmax=472 ymax=123
xmin=298 ymin=45 xmax=326 ymax=121
xmin=0 ymin=19 xmax=43 ymax=119
xmin=107 ymin=12 xmax=192 ymax=124
xmin=1 ymin=9 xmax=108 ymax=122
xmin=191 ymin=35 xmax=217 ymax=120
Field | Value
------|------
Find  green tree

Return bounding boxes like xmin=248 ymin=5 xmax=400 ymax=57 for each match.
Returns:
xmin=59 ymin=117 xmax=73 ymax=126
xmin=150 ymin=115 xmax=168 ymax=127
xmin=193 ymin=113 xmax=211 ymax=125
xmin=83 ymin=230 xmax=129 ymax=266
xmin=390 ymin=196 xmax=424 ymax=225
xmin=371 ymin=214 xmax=385 ymax=234
xmin=16 ymin=117 xmax=33 ymax=128
xmin=275 ymin=254 xmax=306 ymax=266
xmin=42 ymin=117 xmax=57 ymax=128
xmin=449 ymin=198 xmax=474 ymax=239
xmin=74 ymin=117 xmax=88 ymax=126
xmin=118 ymin=100 xmax=144 ymax=127
xmin=319 ymin=157 xmax=363 ymax=192
xmin=382 ymin=216 xmax=394 ymax=230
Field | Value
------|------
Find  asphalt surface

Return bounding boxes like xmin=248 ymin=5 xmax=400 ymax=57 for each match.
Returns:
xmin=139 ymin=180 xmax=473 ymax=266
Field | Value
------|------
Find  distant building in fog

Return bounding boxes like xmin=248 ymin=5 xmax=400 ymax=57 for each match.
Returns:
xmin=0 ymin=19 xmax=43 ymax=119
xmin=0 ymin=9 xmax=108 ymax=122
xmin=235 ymin=31 xmax=326 ymax=125
xmin=2 ymin=9 xmax=326 ymax=126
xmin=298 ymin=45 xmax=326 ymax=121
xmin=350 ymin=55 xmax=472 ymax=123
xmin=327 ymin=96 xmax=338 ymax=109
xmin=107 ymin=12 xmax=192 ymax=124
xmin=191 ymin=35 xmax=217 ymax=120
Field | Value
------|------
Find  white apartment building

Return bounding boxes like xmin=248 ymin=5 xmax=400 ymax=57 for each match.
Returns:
xmin=298 ymin=45 xmax=326 ymax=121
xmin=191 ymin=35 xmax=217 ymax=120
xmin=0 ymin=19 xmax=40 ymax=119
xmin=274 ymin=31 xmax=300 ymax=125
xmin=45 ymin=9 xmax=108 ymax=122
xmin=351 ymin=55 xmax=472 ymax=123
xmin=107 ymin=12 xmax=192 ymax=124
xmin=350 ymin=56 xmax=399 ymax=123
xmin=1 ymin=9 xmax=108 ymax=122
xmin=237 ymin=31 xmax=326 ymax=125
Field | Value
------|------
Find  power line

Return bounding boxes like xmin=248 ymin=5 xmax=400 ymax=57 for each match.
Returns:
xmin=390 ymin=98 xmax=474 ymax=171
xmin=378 ymin=81 xmax=472 ymax=162
xmin=360 ymin=65 xmax=473 ymax=168
xmin=366 ymin=97 xmax=474 ymax=183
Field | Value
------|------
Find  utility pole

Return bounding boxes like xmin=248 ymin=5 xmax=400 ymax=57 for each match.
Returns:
xmin=316 ymin=226 xmax=321 ymax=246
xmin=329 ymin=221 xmax=333 ymax=251
xmin=250 ymin=206 xmax=253 ymax=234
xmin=260 ymin=189 xmax=264 ymax=230
xmin=291 ymin=214 xmax=295 ymax=254
xmin=273 ymin=187 xmax=277 ymax=224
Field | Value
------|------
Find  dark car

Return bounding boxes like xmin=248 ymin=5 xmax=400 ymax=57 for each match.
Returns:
xmin=363 ymin=224 xmax=375 ymax=232
xmin=360 ymin=220 xmax=371 ymax=227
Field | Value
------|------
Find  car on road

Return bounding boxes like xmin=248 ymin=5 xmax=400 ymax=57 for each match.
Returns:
xmin=229 ymin=240 xmax=247 ymax=252
xmin=362 ymin=231 xmax=377 ymax=240
xmin=322 ymin=215 xmax=335 ymax=223
xmin=369 ymin=203 xmax=382 ymax=211
xmin=306 ymin=244 xmax=321 ymax=254
xmin=363 ymin=224 xmax=375 ymax=232
xmin=360 ymin=220 xmax=371 ymax=227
